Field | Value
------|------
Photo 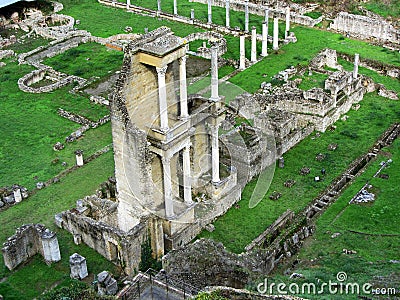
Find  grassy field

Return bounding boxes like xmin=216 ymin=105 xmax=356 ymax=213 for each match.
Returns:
xmin=44 ymin=42 xmax=124 ymax=79
xmin=256 ymin=139 xmax=400 ymax=299
xmin=1 ymin=0 xmax=399 ymax=297
xmin=0 ymin=152 xmax=117 ymax=300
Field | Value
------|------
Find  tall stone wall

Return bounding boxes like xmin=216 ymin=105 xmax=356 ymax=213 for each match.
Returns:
xmin=330 ymin=12 xmax=399 ymax=44
xmin=2 ymin=224 xmax=60 ymax=270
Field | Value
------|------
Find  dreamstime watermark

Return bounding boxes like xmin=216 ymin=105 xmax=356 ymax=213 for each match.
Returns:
xmin=257 ymin=272 xmax=397 ymax=296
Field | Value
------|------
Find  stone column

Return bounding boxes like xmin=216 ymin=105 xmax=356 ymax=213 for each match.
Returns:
xmin=353 ymin=53 xmax=359 ymax=79
xmin=179 ymin=56 xmax=188 ymax=118
xmin=225 ymin=0 xmax=230 ymax=28
xmin=75 ymin=150 xmax=83 ymax=166
xmin=264 ymin=8 xmax=269 ymax=22
xmin=208 ymin=0 xmax=212 ymax=24
xmin=285 ymin=6 xmax=290 ymax=39
xmin=211 ymin=125 xmax=220 ymax=183
xmin=210 ymin=45 xmax=220 ymax=101
xmin=157 ymin=0 xmax=161 ymax=11
xmin=251 ymin=26 xmax=257 ymax=62
xmin=261 ymin=21 xmax=268 ymax=56
xmin=70 ymin=253 xmax=88 ymax=280
xmin=161 ymin=156 xmax=175 ymax=218
xmin=41 ymin=230 xmax=61 ymax=262
xmin=173 ymin=0 xmax=177 ymax=15
xmin=244 ymin=0 xmax=249 ymax=32
xmin=183 ymin=145 xmax=193 ymax=205
xmin=239 ymin=34 xmax=246 ymax=70
xmin=273 ymin=17 xmax=279 ymax=51
xmin=156 ymin=66 xmax=169 ymax=131
xmin=127 ymin=0 xmax=130 ymax=9
xmin=190 ymin=9 xmax=195 ymax=19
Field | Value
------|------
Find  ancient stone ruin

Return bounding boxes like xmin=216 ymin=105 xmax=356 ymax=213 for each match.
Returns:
xmin=2 ymin=224 xmax=61 ymax=270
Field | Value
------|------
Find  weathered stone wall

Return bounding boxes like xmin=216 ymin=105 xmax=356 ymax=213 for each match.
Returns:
xmin=330 ymin=12 xmax=399 ymax=44
xmin=60 ymin=208 xmax=148 ymax=275
xmin=2 ymin=224 xmax=60 ymax=270
xmin=185 ymin=32 xmax=227 ymax=58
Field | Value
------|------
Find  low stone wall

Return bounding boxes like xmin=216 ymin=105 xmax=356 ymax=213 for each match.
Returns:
xmin=2 ymin=224 xmax=61 ymax=270
xmin=330 ymin=12 xmax=399 ymax=44
xmin=60 ymin=207 xmax=148 ymax=275
xmin=185 ymin=32 xmax=227 ymax=58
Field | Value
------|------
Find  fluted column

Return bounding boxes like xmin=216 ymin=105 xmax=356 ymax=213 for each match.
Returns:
xmin=261 ymin=21 xmax=268 ymax=56
xmin=156 ymin=66 xmax=169 ymax=131
xmin=264 ymin=8 xmax=269 ymax=22
xmin=157 ymin=0 xmax=161 ymax=11
xmin=127 ymin=0 xmax=130 ymax=9
xmin=208 ymin=0 xmax=212 ymax=24
xmin=225 ymin=0 xmax=230 ymax=28
xmin=211 ymin=125 xmax=220 ymax=183
xmin=179 ymin=56 xmax=188 ymax=118
xmin=273 ymin=17 xmax=279 ymax=51
xmin=161 ymin=156 xmax=174 ymax=218
xmin=353 ymin=53 xmax=359 ymax=79
xmin=173 ymin=0 xmax=177 ymax=15
xmin=251 ymin=26 xmax=257 ymax=62
xmin=183 ymin=145 xmax=193 ymax=205
xmin=244 ymin=0 xmax=249 ymax=32
xmin=239 ymin=34 xmax=245 ymax=70
xmin=285 ymin=6 xmax=290 ymax=39
xmin=210 ymin=45 xmax=220 ymax=101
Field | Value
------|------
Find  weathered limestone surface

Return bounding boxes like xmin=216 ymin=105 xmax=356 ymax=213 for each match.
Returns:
xmin=2 ymin=224 xmax=61 ymax=270
xmin=330 ymin=12 xmax=399 ymax=44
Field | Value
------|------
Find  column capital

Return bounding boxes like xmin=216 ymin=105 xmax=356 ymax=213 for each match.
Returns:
xmin=178 ymin=55 xmax=187 ymax=64
xmin=156 ymin=66 xmax=168 ymax=76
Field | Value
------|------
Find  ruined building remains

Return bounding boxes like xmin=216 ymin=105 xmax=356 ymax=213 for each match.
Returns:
xmin=59 ymin=27 xmax=242 ymax=275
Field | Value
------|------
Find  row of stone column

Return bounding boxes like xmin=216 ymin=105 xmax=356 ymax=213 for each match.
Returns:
xmin=147 ymin=0 xmax=291 ymax=37
xmin=238 ymin=10 xmax=291 ymax=69
xmin=156 ymin=56 xmax=188 ymax=132
xmin=159 ymin=46 xmax=220 ymax=219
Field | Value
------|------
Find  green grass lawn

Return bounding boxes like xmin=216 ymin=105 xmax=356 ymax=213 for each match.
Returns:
xmin=258 ymin=139 xmax=400 ymax=299
xmin=0 ymin=152 xmax=117 ymax=300
xmin=1 ymin=0 xmax=399 ymax=297
xmin=230 ymin=26 xmax=400 ymax=93
xmin=43 ymin=42 xmax=124 ymax=79
xmin=200 ymin=88 xmax=400 ymax=253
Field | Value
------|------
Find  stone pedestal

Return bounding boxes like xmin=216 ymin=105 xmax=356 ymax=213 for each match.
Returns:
xmin=70 ymin=253 xmax=88 ymax=280
xmin=239 ymin=35 xmax=246 ymax=70
xmin=13 ymin=188 xmax=22 ymax=203
xmin=97 ymin=271 xmax=118 ymax=295
xmin=75 ymin=150 xmax=84 ymax=166
xmin=41 ymin=230 xmax=61 ymax=262
xmin=251 ymin=26 xmax=257 ymax=62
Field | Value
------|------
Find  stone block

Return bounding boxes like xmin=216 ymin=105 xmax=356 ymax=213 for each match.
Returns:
xmin=69 ymin=253 xmax=88 ymax=279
